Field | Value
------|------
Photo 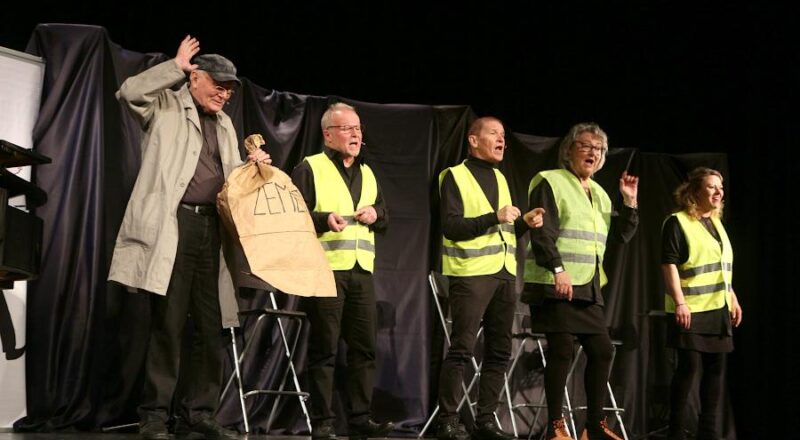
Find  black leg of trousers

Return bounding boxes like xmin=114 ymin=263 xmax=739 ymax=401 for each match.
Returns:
xmin=475 ymin=280 xmax=515 ymax=423
xmin=542 ymin=332 xmax=574 ymax=421
xmin=669 ymin=349 xmax=703 ymax=437
xmin=696 ymin=353 xmax=725 ymax=440
xmin=576 ymin=333 xmax=614 ymax=425
xmin=139 ymin=209 xmax=223 ymax=424
xmin=306 ymin=269 xmax=377 ymax=427
xmin=340 ymin=271 xmax=377 ymax=425
xmin=176 ymin=219 xmax=224 ymax=424
xmin=438 ymin=276 xmax=514 ymax=423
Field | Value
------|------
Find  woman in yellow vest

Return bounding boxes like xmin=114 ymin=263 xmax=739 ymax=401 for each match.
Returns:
xmin=661 ymin=167 xmax=742 ymax=440
xmin=522 ymin=123 xmax=638 ymax=440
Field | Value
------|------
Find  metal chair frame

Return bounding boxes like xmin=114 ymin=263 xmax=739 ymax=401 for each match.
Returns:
xmin=505 ymin=315 xmax=628 ymax=440
xmin=418 ymin=271 xmax=504 ymax=438
xmin=221 ymin=291 xmax=311 ymax=434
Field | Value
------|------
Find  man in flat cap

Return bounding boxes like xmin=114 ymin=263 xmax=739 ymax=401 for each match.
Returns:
xmin=109 ymin=35 xmax=268 ymax=440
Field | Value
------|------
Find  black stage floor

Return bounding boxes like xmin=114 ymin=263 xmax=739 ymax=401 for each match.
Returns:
xmin=0 ymin=435 xmax=418 ymax=440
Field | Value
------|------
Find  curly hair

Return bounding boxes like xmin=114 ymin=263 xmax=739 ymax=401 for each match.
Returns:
xmin=674 ymin=167 xmax=725 ymax=219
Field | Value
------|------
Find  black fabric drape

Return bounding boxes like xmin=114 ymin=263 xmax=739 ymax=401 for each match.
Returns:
xmin=17 ymin=24 xmax=744 ymax=439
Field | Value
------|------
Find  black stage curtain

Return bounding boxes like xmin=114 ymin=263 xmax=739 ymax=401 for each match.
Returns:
xmin=16 ymin=24 xmax=748 ymax=438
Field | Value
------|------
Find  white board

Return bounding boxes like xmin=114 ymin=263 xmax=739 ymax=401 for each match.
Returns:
xmin=0 ymin=44 xmax=45 ymax=428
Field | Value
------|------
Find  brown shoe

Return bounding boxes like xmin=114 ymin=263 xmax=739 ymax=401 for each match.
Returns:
xmin=547 ymin=417 xmax=575 ymax=440
xmin=579 ymin=418 xmax=623 ymax=440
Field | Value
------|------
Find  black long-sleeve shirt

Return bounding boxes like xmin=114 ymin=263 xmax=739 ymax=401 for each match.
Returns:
xmin=523 ymin=176 xmax=638 ymax=304
xmin=439 ymin=156 xmax=523 ymax=280
xmin=291 ymin=147 xmax=388 ymax=234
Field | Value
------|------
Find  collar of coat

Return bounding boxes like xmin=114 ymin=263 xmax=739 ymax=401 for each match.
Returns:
xmin=178 ymin=83 xmax=231 ymax=136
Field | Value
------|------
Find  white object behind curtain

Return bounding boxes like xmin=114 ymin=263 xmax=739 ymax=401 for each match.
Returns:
xmin=0 ymin=44 xmax=44 ymax=428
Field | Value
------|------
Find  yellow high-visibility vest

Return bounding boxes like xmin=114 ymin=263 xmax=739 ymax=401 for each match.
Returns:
xmin=305 ymin=153 xmax=377 ymax=272
xmin=439 ymin=162 xmax=516 ymax=277
xmin=524 ymin=169 xmax=611 ymax=286
xmin=664 ymin=211 xmax=733 ymax=313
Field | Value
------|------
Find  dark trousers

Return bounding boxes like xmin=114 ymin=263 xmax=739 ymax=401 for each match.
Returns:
xmin=138 ymin=207 xmax=224 ymax=425
xmin=438 ymin=275 xmax=515 ymax=423
xmin=306 ymin=268 xmax=377 ymax=427
xmin=541 ymin=332 xmax=613 ymax=424
xmin=669 ymin=349 xmax=726 ymax=440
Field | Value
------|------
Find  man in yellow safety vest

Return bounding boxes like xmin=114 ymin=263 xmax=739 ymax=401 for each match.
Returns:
xmin=436 ymin=116 xmax=544 ymax=440
xmin=291 ymin=103 xmax=393 ymax=440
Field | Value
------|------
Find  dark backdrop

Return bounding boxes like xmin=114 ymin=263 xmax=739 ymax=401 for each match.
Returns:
xmin=2 ymin=3 xmax=798 ymax=439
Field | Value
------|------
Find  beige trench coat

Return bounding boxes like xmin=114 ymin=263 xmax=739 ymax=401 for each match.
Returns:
xmin=108 ymin=60 xmax=243 ymax=328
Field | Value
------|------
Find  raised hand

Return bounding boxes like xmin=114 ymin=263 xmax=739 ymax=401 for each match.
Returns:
xmin=619 ymin=171 xmax=639 ymax=208
xmin=174 ymin=35 xmax=200 ymax=73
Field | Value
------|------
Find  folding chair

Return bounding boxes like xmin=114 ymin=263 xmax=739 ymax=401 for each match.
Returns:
xmin=503 ymin=313 xmax=549 ymax=439
xmin=563 ymin=339 xmax=628 ymax=440
xmin=221 ymin=289 xmax=311 ymax=434
xmin=419 ymin=271 xmax=503 ymax=438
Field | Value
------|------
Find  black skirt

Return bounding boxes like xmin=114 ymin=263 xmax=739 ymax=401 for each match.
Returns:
xmin=529 ymin=298 xmax=607 ymax=334
xmin=666 ymin=306 xmax=733 ymax=353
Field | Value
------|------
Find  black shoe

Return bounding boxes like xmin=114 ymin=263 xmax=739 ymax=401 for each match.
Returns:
xmin=174 ymin=417 xmax=190 ymax=436
xmin=437 ymin=419 xmax=470 ymax=440
xmin=472 ymin=421 xmax=514 ymax=440
xmin=177 ymin=417 xmax=240 ymax=440
xmin=349 ymin=419 xmax=395 ymax=440
xmin=666 ymin=427 xmax=688 ymax=440
xmin=312 ymin=424 xmax=337 ymax=440
xmin=140 ymin=420 xmax=169 ymax=440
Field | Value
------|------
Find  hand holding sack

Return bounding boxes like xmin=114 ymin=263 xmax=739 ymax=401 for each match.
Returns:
xmin=217 ymin=134 xmax=336 ymax=297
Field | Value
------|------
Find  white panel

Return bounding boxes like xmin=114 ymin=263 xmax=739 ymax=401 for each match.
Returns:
xmin=0 ymin=44 xmax=45 ymax=427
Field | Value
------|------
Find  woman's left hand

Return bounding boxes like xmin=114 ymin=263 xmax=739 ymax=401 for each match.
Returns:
xmin=731 ymin=292 xmax=743 ymax=327
xmin=619 ymin=171 xmax=639 ymax=207
xmin=523 ymin=207 xmax=546 ymax=229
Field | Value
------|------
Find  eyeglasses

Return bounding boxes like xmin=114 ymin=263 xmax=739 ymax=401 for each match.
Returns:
xmin=574 ymin=140 xmax=604 ymax=154
xmin=326 ymin=125 xmax=363 ymax=133
xmin=213 ymin=85 xmax=235 ymax=98
xmin=197 ymin=70 xmax=236 ymax=98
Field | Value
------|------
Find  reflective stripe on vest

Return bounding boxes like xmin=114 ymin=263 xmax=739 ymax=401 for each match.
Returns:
xmin=524 ymin=169 xmax=611 ymax=286
xmin=439 ymin=162 xmax=517 ymax=277
xmin=305 ymin=153 xmax=377 ymax=272
xmin=664 ymin=211 xmax=733 ymax=313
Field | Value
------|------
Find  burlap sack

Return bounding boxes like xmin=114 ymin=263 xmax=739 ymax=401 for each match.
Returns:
xmin=217 ymin=134 xmax=335 ymax=297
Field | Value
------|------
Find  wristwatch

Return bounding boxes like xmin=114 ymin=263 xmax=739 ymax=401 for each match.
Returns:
xmin=553 ymin=265 xmax=565 ymax=274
